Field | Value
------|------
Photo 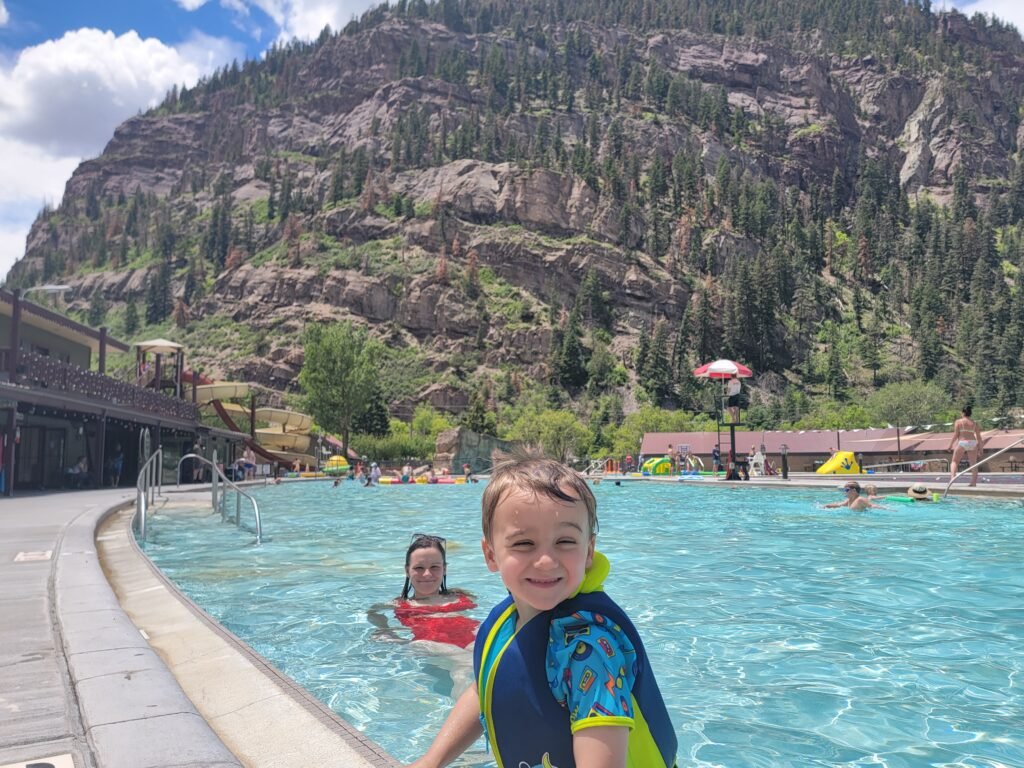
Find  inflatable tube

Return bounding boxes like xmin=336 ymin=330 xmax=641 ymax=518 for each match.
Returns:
xmin=816 ymin=451 xmax=860 ymax=475
xmin=885 ymin=494 xmax=941 ymax=503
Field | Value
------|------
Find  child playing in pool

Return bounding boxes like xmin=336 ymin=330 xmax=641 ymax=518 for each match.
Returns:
xmin=409 ymin=452 xmax=677 ymax=768
xmin=372 ymin=534 xmax=480 ymax=650
xmin=824 ymin=481 xmax=885 ymax=511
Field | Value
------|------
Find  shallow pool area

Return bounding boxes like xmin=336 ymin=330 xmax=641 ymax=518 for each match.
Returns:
xmin=140 ymin=480 xmax=1024 ymax=767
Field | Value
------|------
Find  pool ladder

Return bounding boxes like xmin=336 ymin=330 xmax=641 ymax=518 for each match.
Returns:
xmin=135 ymin=447 xmax=163 ymax=540
xmin=176 ymin=451 xmax=263 ymax=544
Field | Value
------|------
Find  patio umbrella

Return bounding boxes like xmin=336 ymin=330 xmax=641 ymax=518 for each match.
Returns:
xmin=692 ymin=359 xmax=753 ymax=379
xmin=694 ymin=359 xmax=754 ymax=437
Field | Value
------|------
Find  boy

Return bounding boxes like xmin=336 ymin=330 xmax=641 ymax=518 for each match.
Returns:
xmin=824 ymin=481 xmax=885 ymax=511
xmin=410 ymin=453 xmax=677 ymax=768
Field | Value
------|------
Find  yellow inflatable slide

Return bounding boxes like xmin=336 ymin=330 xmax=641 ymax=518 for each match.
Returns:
xmin=816 ymin=450 xmax=860 ymax=474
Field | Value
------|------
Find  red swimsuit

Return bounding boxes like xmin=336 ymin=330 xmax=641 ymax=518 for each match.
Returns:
xmin=394 ymin=593 xmax=480 ymax=648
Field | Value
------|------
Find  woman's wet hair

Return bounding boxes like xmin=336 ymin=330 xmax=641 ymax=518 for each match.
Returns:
xmin=401 ymin=534 xmax=448 ymax=600
xmin=963 ymin=405 xmax=972 ymax=417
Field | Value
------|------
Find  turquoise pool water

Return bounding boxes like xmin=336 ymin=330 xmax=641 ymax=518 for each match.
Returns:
xmin=141 ymin=481 xmax=1024 ymax=767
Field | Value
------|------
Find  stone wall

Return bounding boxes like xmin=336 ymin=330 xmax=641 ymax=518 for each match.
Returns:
xmin=434 ymin=426 xmax=514 ymax=474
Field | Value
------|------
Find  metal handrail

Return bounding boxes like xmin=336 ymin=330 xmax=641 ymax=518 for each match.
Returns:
xmin=942 ymin=437 xmax=1024 ymax=498
xmin=862 ymin=458 xmax=950 ymax=473
xmin=135 ymin=447 xmax=163 ymax=540
xmin=176 ymin=453 xmax=262 ymax=543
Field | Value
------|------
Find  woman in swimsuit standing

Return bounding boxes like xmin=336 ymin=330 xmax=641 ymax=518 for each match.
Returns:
xmin=949 ymin=405 xmax=984 ymax=486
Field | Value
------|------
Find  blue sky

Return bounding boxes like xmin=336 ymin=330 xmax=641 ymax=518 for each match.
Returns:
xmin=0 ymin=0 xmax=1020 ymax=282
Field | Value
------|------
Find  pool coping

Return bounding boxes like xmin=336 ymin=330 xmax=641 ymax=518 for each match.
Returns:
xmin=96 ymin=496 xmax=402 ymax=768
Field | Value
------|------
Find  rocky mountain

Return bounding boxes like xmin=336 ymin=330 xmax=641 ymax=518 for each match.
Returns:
xmin=10 ymin=0 xmax=1024 ymax=422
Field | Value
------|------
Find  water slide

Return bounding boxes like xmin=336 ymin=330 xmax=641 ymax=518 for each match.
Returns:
xmin=815 ymin=450 xmax=860 ymax=475
xmin=209 ymin=398 xmax=296 ymax=467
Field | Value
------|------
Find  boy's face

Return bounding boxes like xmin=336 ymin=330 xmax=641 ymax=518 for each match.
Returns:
xmin=482 ymin=486 xmax=595 ymax=626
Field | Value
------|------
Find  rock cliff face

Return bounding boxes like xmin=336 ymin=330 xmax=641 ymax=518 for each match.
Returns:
xmin=9 ymin=5 xmax=1024 ymax=411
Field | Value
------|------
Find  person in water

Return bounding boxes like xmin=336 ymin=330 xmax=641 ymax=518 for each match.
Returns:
xmin=824 ymin=481 xmax=885 ymax=511
xmin=409 ymin=451 xmax=677 ymax=768
xmin=369 ymin=534 xmax=479 ymax=650
xmin=949 ymin=405 xmax=984 ymax=486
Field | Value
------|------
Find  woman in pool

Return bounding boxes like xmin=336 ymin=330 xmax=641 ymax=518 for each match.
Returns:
xmin=369 ymin=534 xmax=479 ymax=650
xmin=949 ymin=405 xmax=984 ymax=486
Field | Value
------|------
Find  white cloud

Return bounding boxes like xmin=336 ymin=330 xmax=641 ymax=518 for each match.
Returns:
xmin=175 ymin=0 xmax=211 ymax=10
xmin=0 ymin=138 xmax=79 ymax=280
xmin=0 ymin=1 xmax=9 ymax=27
xmin=0 ymin=28 xmax=244 ymax=280
xmin=0 ymin=28 xmax=243 ymax=157
xmin=956 ymin=0 xmax=1024 ymax=34
xmin=247 ymin=0 xmax=375 ymax=42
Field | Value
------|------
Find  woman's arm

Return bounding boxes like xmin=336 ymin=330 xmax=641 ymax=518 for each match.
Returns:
xmin=408 ymin=684 xmax=483 ymax=768
xmin=572 ymin=725 xmax=629 ymax=768
xmin=367 ymin=602 xmax=405 ymax=642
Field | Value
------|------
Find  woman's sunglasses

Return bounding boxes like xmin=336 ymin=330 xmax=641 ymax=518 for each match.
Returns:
xmin=411 ymin=533 xmax=446 ymax=547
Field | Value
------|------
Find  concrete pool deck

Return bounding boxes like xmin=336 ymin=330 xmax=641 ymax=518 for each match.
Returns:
xmin=0 ymin=486 xmax=398 ymax=768
xmin=2 ymin=475 xmax=1020 ymax=767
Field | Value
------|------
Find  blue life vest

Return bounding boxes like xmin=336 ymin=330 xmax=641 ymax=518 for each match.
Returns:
xmin=473 ymin=554 xmax=677 ymax=768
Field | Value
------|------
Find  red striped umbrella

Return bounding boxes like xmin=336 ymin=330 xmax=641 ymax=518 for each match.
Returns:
xmin=692 ymin=359 xmax=753 ymax=379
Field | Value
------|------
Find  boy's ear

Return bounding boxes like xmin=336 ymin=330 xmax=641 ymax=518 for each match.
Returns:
xmin=481 ymin=537 xmax=499 ymax=572
xmin=586 ymin=535 xmax=595 ymax=570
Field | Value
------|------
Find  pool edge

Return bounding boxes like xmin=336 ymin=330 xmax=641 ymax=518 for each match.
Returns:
xmin=97 ymin=501 xmax=402 ymax=768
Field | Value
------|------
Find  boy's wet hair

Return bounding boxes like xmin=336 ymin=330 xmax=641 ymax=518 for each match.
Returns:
xmin=481 ymin=448 xmax=598 ymax=541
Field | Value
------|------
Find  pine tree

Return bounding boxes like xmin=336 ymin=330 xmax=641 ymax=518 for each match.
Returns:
xmin=86 ymin=290 xmax=107 ymax=327
xmin=556 ymin=310 xmax=589 ymax=390
xmin=641 ymin=320 xmax=673 ymax=403
xmin=123 ymin=299 xmax=139 ymax=337
xmin=353 ymin=387 xmax=391 ymax=436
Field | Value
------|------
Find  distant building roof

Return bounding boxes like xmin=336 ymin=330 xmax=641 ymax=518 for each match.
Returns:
xmin=0 ymin=289 xmax=129 ymax=354
xmin=640 ymin=428 xmax=1024 ymax=455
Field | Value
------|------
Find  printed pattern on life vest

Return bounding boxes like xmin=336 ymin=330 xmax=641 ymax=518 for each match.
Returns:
xmin=547 ymin=610 xmax=638 ymax=725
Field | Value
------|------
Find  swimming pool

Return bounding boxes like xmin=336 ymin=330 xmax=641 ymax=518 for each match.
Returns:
xmin=141 ymin=481 xmax=1024 ymax=766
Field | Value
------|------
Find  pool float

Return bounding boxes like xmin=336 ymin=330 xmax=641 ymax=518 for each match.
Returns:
xmin=473 ymin=551 xmax=677 ymax=768
xmin=885 ymin=494 xmax=941 ymax=503
xmin=641 ymin=456 xmax=673 ymax=475
xmin=394 ymin=593 xmax=479 ymax=648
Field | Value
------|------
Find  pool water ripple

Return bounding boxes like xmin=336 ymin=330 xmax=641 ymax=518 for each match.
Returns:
xmin=141 ymin=482 xmax=1024 ymax=766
